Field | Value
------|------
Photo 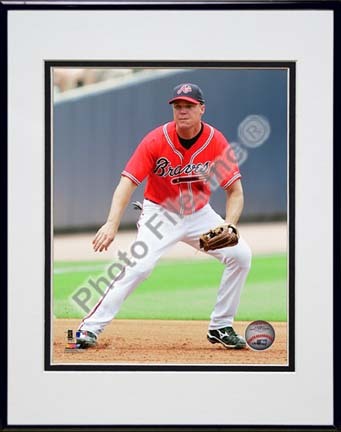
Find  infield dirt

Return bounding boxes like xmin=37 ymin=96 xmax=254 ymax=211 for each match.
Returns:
xmin=53 ymin=319 xmax=287 ymax=365
xmin=53 ymin=223 xmax=288 ymax=366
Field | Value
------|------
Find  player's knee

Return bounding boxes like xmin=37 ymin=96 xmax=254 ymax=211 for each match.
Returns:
xmin=132 ymin=263 xmax=154 ymax=280
xmin=237 ymin=243 xmax=252 ymax=269
xmin=227 ymin=242 xmax=252 ymax=269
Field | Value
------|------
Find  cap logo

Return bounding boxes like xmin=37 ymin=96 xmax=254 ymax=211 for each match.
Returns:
xmin=177 ymin=84 xmax=192 ymax=95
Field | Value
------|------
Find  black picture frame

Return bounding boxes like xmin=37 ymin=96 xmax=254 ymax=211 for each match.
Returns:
xmin=45 ymin=59 xmax=295 ymax=372
xmin=1 ymin=1 xmax=340 ymax=431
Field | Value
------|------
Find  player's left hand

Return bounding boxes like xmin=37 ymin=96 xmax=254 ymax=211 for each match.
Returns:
xmin=199 ymin=223 xmax=239 ymax=251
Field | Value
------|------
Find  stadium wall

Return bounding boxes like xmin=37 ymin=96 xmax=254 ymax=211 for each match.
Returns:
xmin=53 ymin=68 xmax=288 ymax=231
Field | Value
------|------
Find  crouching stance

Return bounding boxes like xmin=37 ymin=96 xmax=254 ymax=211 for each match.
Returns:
xmin=76 ymin=83 xmax=252 ymax=350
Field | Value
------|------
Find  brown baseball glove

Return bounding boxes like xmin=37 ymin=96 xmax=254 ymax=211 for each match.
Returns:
xmin=199 ymin=224 xmax=239 ymax=251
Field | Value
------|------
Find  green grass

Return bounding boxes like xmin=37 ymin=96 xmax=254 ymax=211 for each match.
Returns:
xmin=53 ymin=254 xmax=287 ymax=321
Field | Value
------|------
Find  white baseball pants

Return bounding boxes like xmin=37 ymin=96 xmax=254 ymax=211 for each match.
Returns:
xmin=79 ymin=200 xmax=252 ymax=335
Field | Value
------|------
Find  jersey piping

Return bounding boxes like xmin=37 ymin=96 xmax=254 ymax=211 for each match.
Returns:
xmin=222 ymin=172 xmax=242 ymax=190
xmin=188 ymin=125 xmax=215 ymax=213
xmin=121 ymin=170 xmax=141 ymax=186
xmin=162 ymin=123 xmax=184 ymax=162
xmin=162 ymin=123 xmax=185 ymax=214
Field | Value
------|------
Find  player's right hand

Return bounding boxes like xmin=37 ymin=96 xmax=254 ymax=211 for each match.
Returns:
xmin=92 ymin=222 xmax=117 ymax=252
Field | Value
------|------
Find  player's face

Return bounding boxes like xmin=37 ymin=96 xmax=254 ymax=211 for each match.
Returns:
xmin=172 ymin=101 xmax=205 ymax=132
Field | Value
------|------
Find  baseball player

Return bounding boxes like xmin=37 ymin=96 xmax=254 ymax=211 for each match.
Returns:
xmin=76 ymin=83 xmax=252 ymax=350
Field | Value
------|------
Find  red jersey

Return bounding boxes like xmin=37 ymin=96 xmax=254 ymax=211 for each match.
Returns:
xmin=122 ymin=121 xmax=241 ymax=215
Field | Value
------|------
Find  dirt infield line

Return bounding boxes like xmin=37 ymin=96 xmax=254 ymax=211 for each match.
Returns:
xmin=53 ymin=319 xmax=288 ymax=365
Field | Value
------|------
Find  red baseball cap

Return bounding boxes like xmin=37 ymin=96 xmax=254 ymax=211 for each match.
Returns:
xmin=168 ymin=83 xmax=205 ymax=105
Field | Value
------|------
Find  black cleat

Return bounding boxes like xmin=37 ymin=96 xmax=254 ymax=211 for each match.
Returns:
xmin=207 ymin=326 xmax=246 ymax=349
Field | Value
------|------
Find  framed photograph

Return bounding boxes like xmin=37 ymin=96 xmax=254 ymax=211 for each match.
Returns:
xmin=2 ymin=1 xmax=340 ymax=430
xmin=47 ymin=62 xmax=294 ymax=371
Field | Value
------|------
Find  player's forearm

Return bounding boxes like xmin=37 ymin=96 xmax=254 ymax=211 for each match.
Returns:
xmin=106 ymin=176 xmax=137 ymax=231
xmin=225 ymin=184 xmax=244 ymax=226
